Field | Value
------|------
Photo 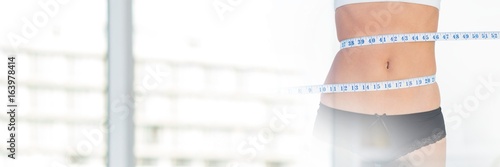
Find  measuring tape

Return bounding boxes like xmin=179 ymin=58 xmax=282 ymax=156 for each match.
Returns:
xmin=286 ymin=75 xmax=435 ymax=94
xmin=340 ymin=31 xmax=500 ymax=49
xmin=285 ymin=31 xmax=500 ymax=94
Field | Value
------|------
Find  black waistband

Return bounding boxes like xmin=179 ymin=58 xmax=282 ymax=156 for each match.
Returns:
xmin=313 ymin=103 xmax=446 ymax=164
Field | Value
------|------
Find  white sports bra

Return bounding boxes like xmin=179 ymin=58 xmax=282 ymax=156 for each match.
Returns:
xmin=335 ymin=0 xmax=441 ymax=9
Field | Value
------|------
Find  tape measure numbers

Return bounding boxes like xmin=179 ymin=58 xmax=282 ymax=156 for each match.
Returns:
xmin=287 ymin=75 xmax=435 ymax=94
xmin=286 ymin=31 xmax=500 ymax=94
xmin=340 ymin=31 xmax=500 ymax=49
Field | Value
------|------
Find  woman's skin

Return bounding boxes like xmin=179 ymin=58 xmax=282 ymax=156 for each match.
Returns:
xmin=320 ymin=2 xmax=445 ymax=166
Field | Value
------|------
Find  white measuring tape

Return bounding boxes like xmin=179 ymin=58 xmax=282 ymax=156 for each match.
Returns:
xmin=287 ymin=75 xmax=435 ymax=94
xmin=285 ymin=31 xmax=500 ymax=94
xmin=340 ymin=31 xmax=500 ymax=49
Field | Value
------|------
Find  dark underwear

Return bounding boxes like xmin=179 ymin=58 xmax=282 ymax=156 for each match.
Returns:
xmin=313 ymin=103 xmax=446 ymax=166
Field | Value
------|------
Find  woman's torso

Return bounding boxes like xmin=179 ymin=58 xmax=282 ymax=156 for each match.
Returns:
xmin=320 ymin=2 xmax=441 ymax=115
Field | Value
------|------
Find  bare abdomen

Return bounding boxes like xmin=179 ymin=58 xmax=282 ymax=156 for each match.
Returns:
xmin=320 ymin=2 xmax=441 ymax=115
